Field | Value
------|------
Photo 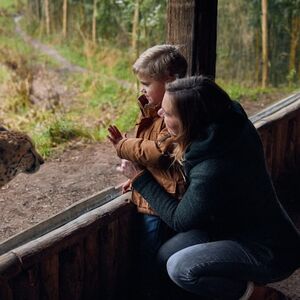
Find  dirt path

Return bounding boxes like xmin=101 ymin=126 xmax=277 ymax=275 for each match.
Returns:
xmin=14 ymin=15 xmax=85 ymax=73
xmin=14 ymin=15 xmax=133 ymax=89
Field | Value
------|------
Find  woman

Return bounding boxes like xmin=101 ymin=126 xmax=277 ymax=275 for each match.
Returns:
xmin=120 ymin=76 xmax=300 ymax=299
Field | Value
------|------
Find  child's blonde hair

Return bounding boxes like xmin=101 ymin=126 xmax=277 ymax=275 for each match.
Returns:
xmin=132 ymin=44 xmax=187 ymax=80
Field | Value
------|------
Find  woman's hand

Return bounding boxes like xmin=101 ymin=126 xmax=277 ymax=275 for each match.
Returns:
xmin=116 ymin=159 xmax=143 ymax=179
xmin=107 ymin=125 xmax=124 ymax=146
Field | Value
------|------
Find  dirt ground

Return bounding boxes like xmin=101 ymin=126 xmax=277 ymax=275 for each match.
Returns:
xmin=0 ymin=140 xmax=126 ymax=241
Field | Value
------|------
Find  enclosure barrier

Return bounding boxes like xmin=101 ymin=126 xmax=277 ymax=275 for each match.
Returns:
xmin=250 ymin=92 xmax=300 ymax=199
xmin=0 ymin=92 xmax=299 ymax=300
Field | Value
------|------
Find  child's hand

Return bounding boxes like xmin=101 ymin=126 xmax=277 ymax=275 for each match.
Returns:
xmin=116 ymin=159 xmax=142 ymax=179
xmin=107 ymin=125 xmax=125 ymax=146
xmin=120 ymin=179 xmax=132 ymax=194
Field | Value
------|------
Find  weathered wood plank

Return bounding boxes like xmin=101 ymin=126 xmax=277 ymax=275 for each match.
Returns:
xmin=250 ymin=92 xmax=300 ymax=125
xmin=251 ymin=92 xmax=300 ymax=180
xmin=264 ymin=126 xmax=274 ymax=175
xmin=59 ymin=243 xmax=84 ymax=300
xmin=10 ymin=267 xmax=40 ymax=300
xmin=271 ymin=120 xmax=289 ymax=180
xmin=0 ymin=279 xmax=13 ymax=300
xmin=294 ymin=114 xmax=300 ymax=168
xmin=82 ymin=232 xmax=101 ymax=300
xmin=98 ymin=220 xmax=119 ymax=300
xmin=0 ymin=252 xmax=22 ymax=279
xmin=39 ymin=254 xmax=59 ymax=300
xmin=114 ymin=210 xmax=138 ymax=299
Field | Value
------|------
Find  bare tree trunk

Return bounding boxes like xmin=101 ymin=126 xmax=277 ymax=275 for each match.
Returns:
xmin=289 ymin=16 xmax=300 ymax=75
xmin=35 ymin=0 xmax=41 ymax=20
xmin=255 ymin=29 xmax=260 ymax=84
xmin=26 ymin=0 xmax=34 ymax=18
xmin=167 ymin=0 xmax=218 ymax=78
xmin=131 ymin=0 xmax=140 ymax=58
xmin=261 ymin=0 xmax=268 ymax=88
xmin=27 ymin=0 xmax=40 ymax=20
xmin=44 ymin=0 xmax=50 ymax=35
xmin=92 ymin=0 xmax=98 ymax=44
xmin=62 ymin=0 xmax=68 ymax=38
xmin=78 ymin=0 xmax=86 ymax=34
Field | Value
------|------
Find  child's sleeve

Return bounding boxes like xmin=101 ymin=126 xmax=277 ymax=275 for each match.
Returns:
xmin=115 ymin=129 xmax=175 ymax=168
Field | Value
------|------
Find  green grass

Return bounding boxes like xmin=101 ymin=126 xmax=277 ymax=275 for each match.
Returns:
xmin=0 ymin=65 xmax=10 ymax=83
xmin=66 ymin=72 xmax=138 ymax=137
xmin=50 ymin=40 xmax=135 ymax=81
xmin=216 ymin=80 xmax=296 ymax=101
xmin=0 ymin=0 xmax=17 ymax=11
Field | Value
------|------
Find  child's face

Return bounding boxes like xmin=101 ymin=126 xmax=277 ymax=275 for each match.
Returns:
xmin=137 ymin=73 xmax=167 ymax=107
xmin=158 ymin=92 xmax=182 ymax=136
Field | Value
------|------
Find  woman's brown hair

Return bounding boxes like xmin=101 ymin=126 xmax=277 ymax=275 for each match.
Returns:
xmin=165 ymin=76 xmax=232 ymax=162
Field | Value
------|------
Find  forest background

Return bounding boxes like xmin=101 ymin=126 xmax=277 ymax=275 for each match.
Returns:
xmin=0 ymin=0 xmax=299 ymax=157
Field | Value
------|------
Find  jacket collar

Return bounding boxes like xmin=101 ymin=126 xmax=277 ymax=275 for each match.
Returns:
xmin=138 ymin=95 xmax=161 ymax=119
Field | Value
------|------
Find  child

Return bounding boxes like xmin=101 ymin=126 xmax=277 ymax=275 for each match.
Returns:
xmin=107 ymin=44 xmax=187 ymax=299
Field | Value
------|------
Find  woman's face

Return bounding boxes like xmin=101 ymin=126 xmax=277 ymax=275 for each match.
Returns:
xmin=158 ymin=92 xmax=182 ymax=136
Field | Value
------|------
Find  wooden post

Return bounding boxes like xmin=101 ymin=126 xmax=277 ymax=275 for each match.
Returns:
xmin=167 ymin=0 xmax=218 ymax=78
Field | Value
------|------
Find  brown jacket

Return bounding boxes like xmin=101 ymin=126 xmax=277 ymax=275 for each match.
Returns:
xmin=115 ymin=95 xmax=186 ymax=215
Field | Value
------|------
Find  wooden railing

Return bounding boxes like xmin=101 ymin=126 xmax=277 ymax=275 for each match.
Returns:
xmin=250 ymin=92 xmax=300 ymax=200
xmin=0 ymin=92 xmax=299 ymax=300
xmin=0 ymin=189 xmax=137 ymax=300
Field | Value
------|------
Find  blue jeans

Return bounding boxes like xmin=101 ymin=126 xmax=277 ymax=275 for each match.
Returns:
xmin=137 ymin=214 xmax=173 ymax=297
xmin=157 ymin=229 xmax=293 ymax=300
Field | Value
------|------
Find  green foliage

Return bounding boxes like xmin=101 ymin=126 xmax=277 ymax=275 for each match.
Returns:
xmin=48 ymin=118 xmax=92 ymax=144
xmin=27 ymin=115 xmax=93 ymax=157
xmin=0 ymin=0 xmax=16 ymax=11
xmin=217 ymin=0 xmax=300 ymax=86
xmin=287 ymin=69 xmax=297 ymax=87
xmin=0 ymin=65 xmax=10 ymax=83
xmin=217 ymin=79 xmax=295 ymax=101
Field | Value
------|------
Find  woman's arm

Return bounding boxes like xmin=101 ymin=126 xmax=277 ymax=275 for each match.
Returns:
xmin=132 ymin=163 xmax=222 ymax=232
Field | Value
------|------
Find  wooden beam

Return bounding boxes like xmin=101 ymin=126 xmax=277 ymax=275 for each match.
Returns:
xmin=167 ymin=0 xmax=218 ymax=78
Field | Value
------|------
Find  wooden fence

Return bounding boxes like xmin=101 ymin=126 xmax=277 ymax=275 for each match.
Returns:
xmin=0 ymin=92 xmax=299 ymax=300
xmin=250 ymin=92 xmax=300 ymax=200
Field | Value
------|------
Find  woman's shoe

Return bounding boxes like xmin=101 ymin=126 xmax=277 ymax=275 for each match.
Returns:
xmin=248 ymin=285 xmax=291 ymax=300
